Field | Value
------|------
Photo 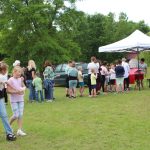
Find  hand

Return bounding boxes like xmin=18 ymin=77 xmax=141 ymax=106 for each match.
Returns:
xmin=21 ymin=77 xmax=24 ymax=81
xmin=21 ymin=87 xmax=26 ymax=91
xmin=16 ymin=90 xmax=24 ymax=95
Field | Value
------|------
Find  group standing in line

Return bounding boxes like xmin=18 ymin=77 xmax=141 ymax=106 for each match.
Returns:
xmin=0 ymin=56 xmax=148 ymax=141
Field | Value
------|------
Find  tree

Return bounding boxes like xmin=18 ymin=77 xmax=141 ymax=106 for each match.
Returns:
xmin=0 ymin=0 xmax=80 ymax=69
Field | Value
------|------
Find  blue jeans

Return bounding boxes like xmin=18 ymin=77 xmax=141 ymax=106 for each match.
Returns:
xmin=35 ymin=90 xmax=44 ymax=102
xmin=0 ymin=98 xmax=13 ymax=135
xmin=44 ymin=79 xmax=54 ymax=100
xmin=26 ymin=80 xmax=35 ymax=101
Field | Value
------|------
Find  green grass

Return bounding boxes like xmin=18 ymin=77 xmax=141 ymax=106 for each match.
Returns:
xmin=0 ymin=86 xmax=150 ymax=150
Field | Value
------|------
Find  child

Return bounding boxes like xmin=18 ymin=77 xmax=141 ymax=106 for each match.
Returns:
xmin=91 ymin=68 xmax=97 ymax=97
xmin=32 ymin=72 xmax=44 ymax=102
xmin=0 ymin=62 xmax=16 ymax=141
xmin=109 ymin=64 xmax=116 ymax=92
xmin=78 ymin=66 xmax=84 ymax=97
xmin=7 ymin=66 xmax=26 ymax=136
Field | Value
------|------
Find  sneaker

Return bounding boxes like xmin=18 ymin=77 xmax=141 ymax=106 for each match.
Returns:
xmin=66 ymin=94 xmax=69 ymax=97
xmin=47 ymin=100 xmax=53 ymax=102
xmin=72 ymin=96 xmax=76 ymax=99
xmin=6 ymin=134 xmax=16 ymax=141
xmin=17 ymin=129 xmax=27 ymax=136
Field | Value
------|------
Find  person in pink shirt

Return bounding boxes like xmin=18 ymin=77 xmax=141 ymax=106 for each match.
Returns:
xmin=100 ymin=61 xmax=108 ymax=93
xmin=7 ymin=66 xmax=26 ymax=136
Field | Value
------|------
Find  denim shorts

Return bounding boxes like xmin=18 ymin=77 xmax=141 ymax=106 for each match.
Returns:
xmin=11 ymin=101 xmax=24 ymax=119
xmin=69 ymin=80 xmax=77 ymax=88
xmin=79 ymin=82 xmax=84 ymax=87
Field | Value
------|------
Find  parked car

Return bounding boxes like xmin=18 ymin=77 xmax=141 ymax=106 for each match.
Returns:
xmin=54 ymin=62 xmax=88 ymax=86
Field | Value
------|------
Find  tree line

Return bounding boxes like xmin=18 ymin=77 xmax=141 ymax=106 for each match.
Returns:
xmin=0 ymin=0 xmax=150 ymax=70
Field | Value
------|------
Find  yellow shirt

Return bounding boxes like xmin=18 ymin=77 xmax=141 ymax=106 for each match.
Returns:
xmin=91 ymin=73 xmax=97 ymax=85
xmin=78 ymin=71 xmax=83 ymax=82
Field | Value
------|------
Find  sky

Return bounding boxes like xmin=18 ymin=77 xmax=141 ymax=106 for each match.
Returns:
xmin=75 ymin=0 xmax=150 ymax=25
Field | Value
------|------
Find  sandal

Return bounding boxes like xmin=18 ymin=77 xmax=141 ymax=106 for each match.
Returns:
xmin=6 ymin=134 xmax=16 ymax=141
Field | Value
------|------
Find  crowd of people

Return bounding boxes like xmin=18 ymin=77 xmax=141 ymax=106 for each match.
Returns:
xmin=65 ymin=56 xmax=148 ymax=98
xmin=0 ymin=56 xmax=148 ymax=141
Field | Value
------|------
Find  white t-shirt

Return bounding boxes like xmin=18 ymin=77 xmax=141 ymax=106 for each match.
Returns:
xmin=110 ymin=69 xmax=116 ymax=80
xmin=0 ymin=74 xmax=7 ymax=91
xmin=129 ymin=59 xmax=138 ymax=68
xmin=122 ymin=62 xmax=130 ymax=78
xmin=87 ymin=62 xmax=99 ymax=74
xmin=139 ymin=63 xmax=147 ymax=73
xmin=100 ymin=66 xmax=108 ymax=75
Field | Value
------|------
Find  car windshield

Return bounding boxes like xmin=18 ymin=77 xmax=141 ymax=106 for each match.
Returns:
xmin=62 ymin=64 xmax=67 ymax=72
xmin=55 ymin=64 xmax=62 ymax=72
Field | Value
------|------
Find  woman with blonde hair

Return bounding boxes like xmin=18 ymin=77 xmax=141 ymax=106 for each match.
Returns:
xmin=25 ymin=60 xmax=36 ymax=102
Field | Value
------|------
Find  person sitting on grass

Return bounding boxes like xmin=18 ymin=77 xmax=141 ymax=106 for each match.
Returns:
xmin=0 ymin=62 xmax=16 ymax=141
xmin=90 ymin=68 xmax=97 ymax=97
xmin=115 ymin=60 xmax=125 ymax=93
xmin=78 ymin=66 xmax=85 ymax=97
xmin=32 ymin=72 xmax=44 ymax=102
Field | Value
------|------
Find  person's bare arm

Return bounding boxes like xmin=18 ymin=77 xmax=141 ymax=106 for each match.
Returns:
xmin=6 ymin=84 xmax=20 ymax=94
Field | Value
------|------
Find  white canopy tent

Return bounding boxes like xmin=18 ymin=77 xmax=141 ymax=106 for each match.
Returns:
xmin=98 ymin=30 xmax=150 ymax=52
xmin=98 ymin=30 xmax=150 ymax=90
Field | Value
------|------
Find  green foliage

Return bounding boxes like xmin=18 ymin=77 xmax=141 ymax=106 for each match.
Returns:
xmin=140 ymin=52 xmax=150 ymax=66
xmin=0 ymin=0 xmax=80 ymax=69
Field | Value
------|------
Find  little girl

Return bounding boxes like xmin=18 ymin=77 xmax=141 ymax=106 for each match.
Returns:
xmin=78 ymin=66 xmax=84 ymax=97
xmin=7 ymin=66 xmax=26 ymax=136
xmin=91 ymin=68 xmax=97 ymax=97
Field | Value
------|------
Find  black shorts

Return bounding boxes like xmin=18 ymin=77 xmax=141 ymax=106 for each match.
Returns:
xmin=110 ymin=79 xmax=115 ymax=85
xmin=91 ymin=85 xmax=96 ymax=89
xmin=65 ymin=76 xmax=69 ymax=88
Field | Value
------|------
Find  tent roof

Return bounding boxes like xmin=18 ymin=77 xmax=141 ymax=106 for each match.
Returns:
xmin=98 ymin=30 xmax=150 ymax=52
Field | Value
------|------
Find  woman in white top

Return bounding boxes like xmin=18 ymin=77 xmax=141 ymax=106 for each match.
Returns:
xmin=87 ymin=56 xmax=99 ymax=97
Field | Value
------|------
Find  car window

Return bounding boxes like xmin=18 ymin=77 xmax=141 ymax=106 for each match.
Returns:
xmin=55 ymin=64 xmax=62 ymax=72
xmin=62 ymin=64 xmax=67 ymax=72
xmin=76 ymin=63 xmax=88 ymax=70
xmin=81 ymin=63 xmax=88 ymax=70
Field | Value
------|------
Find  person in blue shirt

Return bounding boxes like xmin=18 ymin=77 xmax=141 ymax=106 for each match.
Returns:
xmin=115 ymin=60 xmax=125 ymax=93
xmin=68 ymin=61 xmax=78 ymax=98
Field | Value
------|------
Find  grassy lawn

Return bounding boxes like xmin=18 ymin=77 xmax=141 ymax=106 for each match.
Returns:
xmin=0 ymin=86 xmax=150 ymax=150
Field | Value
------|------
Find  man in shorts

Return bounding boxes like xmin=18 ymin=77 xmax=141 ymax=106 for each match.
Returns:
xmin=115 ymin=60 xmax=125 ymax=93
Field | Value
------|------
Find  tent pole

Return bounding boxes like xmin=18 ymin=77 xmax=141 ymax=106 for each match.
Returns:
xmin=137 ymin=48 xmax=140 ymax=91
